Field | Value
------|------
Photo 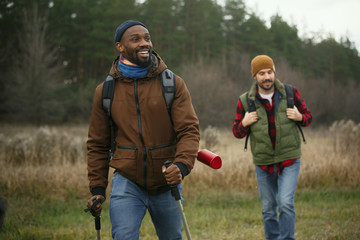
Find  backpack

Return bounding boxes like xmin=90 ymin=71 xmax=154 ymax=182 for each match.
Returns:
xmin=244 ymin=84 xmax=306 ymax=151
xmin=101 ymin=69 xmax=175 ymax=160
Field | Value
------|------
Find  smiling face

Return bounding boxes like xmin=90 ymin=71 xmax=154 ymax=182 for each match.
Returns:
xmin=116 ymin=25 xmax=153 ymax=67
xmin=254 ymin=68 xmax=275 ymax=94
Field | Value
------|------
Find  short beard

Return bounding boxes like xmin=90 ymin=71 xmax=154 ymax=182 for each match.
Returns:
xmin=259 ymin=79 xmax=274 ymax=91
xmin=133 ymin=49 xmax=153 ymax=68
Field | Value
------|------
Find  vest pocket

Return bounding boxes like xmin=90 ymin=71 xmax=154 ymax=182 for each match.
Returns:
xmin=148 ymin=142 xmax=177 ymax=177
xmin=280 ymin=127 xmax=300 ymax=149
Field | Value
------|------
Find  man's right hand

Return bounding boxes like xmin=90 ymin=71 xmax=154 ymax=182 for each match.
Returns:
xmin=242 ymin=111 xmax=258 ymax=127
xmin=87 ymin=195 xmax=105 ymax=216
xmin=162 ymin=163 xmax=182 ymax=185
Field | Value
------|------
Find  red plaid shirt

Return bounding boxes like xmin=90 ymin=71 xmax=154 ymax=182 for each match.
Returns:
xmin=232 ymin=86 xmax=312 ymax=174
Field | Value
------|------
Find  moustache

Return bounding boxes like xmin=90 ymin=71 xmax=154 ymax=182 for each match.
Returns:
xmin=136 ymin=47 xmax=151 ymax=53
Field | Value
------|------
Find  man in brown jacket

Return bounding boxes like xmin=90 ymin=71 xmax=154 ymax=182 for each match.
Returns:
xmin=86 ymin=20 xmax=200 ymax=240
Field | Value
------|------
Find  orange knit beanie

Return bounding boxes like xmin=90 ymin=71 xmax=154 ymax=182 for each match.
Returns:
xmin=251 ymin=55 xmax=275 ymax=76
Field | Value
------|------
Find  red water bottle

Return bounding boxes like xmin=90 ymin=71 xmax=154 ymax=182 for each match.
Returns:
xmin=197 ymin=149 xmax=222 ymax=169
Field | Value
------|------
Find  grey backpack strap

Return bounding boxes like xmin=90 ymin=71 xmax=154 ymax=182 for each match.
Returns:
xmin=102 ymin=75 xmax=116 ymax=160
xmin=102 ymin=75 xmax=115 ymax=117
xmin=160 ymin=69 xmax=176 ymax=114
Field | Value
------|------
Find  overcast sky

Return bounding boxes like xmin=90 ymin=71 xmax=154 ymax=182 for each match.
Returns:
xmin=218 ymin=0 xmax=360 ymax=51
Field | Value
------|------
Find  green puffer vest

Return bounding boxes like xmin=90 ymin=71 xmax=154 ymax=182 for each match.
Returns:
xmin=239 ymin=79 xmax=301 ymax=165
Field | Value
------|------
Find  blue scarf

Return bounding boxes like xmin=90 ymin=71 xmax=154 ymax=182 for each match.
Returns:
xmin=118 ymin=55 xmax=152 ymax=78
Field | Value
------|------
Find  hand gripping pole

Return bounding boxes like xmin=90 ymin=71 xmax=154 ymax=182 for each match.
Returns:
xmin=164 ymin=161 xmax=192 ymax=240
xmin=84 ymin=199 xmax=101 ymax=240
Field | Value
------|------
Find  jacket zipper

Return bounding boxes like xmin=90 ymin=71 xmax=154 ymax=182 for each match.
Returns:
xmin=134 ymin=79 xmax=147 ymax=189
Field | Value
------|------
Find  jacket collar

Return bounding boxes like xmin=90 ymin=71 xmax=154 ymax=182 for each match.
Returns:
xmin=109 ymin=51 xmax=167 ymax=81
xmin=248 ymin=78 xmax=285 ymax=101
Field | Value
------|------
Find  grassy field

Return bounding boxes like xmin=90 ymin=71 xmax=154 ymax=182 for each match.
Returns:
xmin=0 ymin=123 xmax=359 ymax=239
xmin=1 ymin=188 xmax=359 ymax=240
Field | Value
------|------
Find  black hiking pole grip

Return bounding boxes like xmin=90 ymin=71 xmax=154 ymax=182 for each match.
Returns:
xmin=95 ymin=215 xmax=101 ymax=230
xmin=164 ymin=161 xmax=181 ymax=201
xmin=92 ymin=199 xmax=101 ymax=240
xmin=95 ymin=215 xmax=101 ymax=240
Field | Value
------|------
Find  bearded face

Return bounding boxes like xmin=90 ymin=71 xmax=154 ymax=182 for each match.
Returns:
xmin=117 ymin=25 xmax=153 ymax=67
xmin=254 ymin=69 xmax=275 ymax=93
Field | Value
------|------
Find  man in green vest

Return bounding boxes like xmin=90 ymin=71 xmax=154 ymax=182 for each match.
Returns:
xmin=232 ymin=55 xmax=312 ymax=240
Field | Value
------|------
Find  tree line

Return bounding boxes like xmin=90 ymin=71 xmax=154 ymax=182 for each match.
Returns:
xmin=0 ymin=0 xmax=359 ymax=126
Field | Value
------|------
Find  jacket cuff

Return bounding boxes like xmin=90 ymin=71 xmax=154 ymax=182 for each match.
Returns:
xmin=91 ymin=187 xmax=106 ymax=199
xmin=174 ymin=162 xmax=189 ymax=178
xmin=240 ymin=122 xmax=250 ymax=133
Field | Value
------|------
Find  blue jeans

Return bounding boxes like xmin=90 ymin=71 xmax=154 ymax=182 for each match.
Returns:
xmin=255 ymin=159 xmax=301 ymax=240
xmin=110 ymin=172 xmax=183 ymax=240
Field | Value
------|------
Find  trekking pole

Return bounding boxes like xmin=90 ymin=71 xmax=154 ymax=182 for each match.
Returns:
xmin=84 ymin=199 xmax=102 ymax=240
xmin=164 ymin=161 xmax=192 ymax=240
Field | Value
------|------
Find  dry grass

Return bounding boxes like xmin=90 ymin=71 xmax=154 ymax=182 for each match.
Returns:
xmin=0 ymin=125 xmax=89 ymax=199
xmin=0 ymin=122 xmax=359 ymax=199
xmin=329 ymin=119 xmax=360 ymax=160
xmin=1 ymin=125 xmax=87 ymax=166
xmin=186 ymin=122 xmax=360 ymax=195
xmin=0 ymin=122 xmax=359 ymax=239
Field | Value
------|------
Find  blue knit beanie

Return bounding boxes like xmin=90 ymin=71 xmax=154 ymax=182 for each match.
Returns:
xmin=114 ymin=20 xmax=147 ymax=43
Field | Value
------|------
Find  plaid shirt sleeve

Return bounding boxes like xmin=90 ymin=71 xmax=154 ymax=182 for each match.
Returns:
xmin=232 ymin=99 xmax=250 ymax=138
xmin=293 ymin=87 xmax=312 ymax=127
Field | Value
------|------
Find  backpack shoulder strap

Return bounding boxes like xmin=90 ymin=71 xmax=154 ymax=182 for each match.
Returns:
xmin=244 ymin=91 xmax=255 ymax=151
xmin=246 ymin=92 xmax=256 ymax=113
xmin=102 ymin=74 xmax=116 ymax=160
xmin=284 ymin=83 xmax=306 ymax=143
xmin=284 ymin=84 xmax=294 ymax=108
xmin=160 ymin=69 xmax=176 ymax=114
xmin=102 ymin=75 xmax=115 ymax=117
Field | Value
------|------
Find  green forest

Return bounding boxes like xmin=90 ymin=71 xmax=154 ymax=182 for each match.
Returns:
xmin=1 ymin=0 xmax=359 ymax=127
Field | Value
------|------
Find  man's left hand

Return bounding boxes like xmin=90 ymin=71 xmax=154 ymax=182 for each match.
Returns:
xmin=162 ymin=163 xmax=182 ymax=185
xmin=286 ymin=106 xmax=303 ymax=122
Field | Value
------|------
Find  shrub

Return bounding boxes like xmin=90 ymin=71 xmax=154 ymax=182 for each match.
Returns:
xmin=4 ymin=134 xmax=35 ymax=165
xmin=329 ymin=119 xmax=360 ymax=161
xmin=2 ymin=126 xmax=87 ymax=166
xmin=202 ymin=125 xmax=220 ymax=151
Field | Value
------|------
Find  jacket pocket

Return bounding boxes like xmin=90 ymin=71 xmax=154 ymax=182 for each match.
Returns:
xmin=149 ymin=142 xmax=176 ymax=177
xmin=111 ymin=146 xmax=138 ymax=177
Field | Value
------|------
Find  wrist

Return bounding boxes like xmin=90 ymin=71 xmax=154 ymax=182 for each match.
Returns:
xmin=174 ymin=162 xmax=189 ymax=178
xmin=298 ymin=114 xmax=303 ymax=122
xmin=91 ymin=187 xmax=106 ymax=199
